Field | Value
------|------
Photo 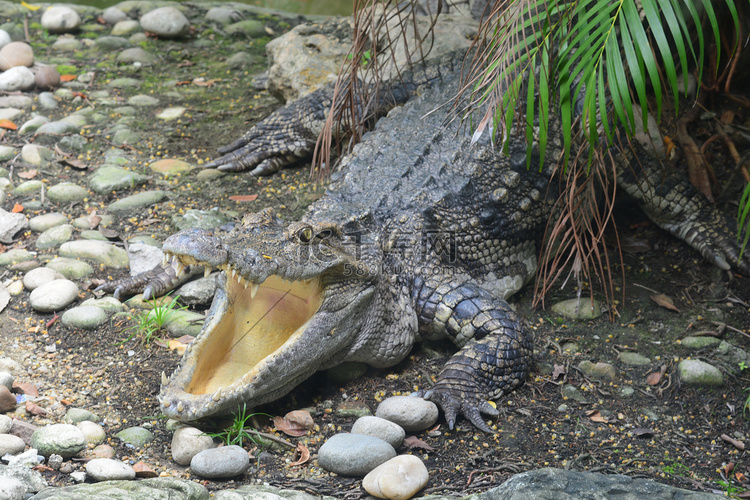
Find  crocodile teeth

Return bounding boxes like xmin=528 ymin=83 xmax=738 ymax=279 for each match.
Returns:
xmin=175 ymin=261 xmax=185 ymax=276
xmin=250 ymin=283 xmax=259 ymax=299
xmin=163 ymin=400 xmax=171 ymax=408
xmin=161 ymin=371 xmax=168 ymax=385
xmin=162 ymin=254 xmax=169 ymax=266
xmin=212 ymin=389 xmax=222 ymax=402
xmin=203 ymin=267 xmax=212 ymax=278
xmin=176 ymin=401 xmax=184 ymax=413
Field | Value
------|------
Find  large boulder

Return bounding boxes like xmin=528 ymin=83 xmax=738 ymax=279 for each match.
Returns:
xmin=266 ymin=10 xmax=477 ymax=102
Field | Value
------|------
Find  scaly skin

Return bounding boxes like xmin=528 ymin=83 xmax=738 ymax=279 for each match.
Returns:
xmin=105 ymin=50 xmax=749 ymax=432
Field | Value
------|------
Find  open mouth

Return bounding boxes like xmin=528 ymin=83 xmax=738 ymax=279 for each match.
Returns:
xmin=166 ymin=254 xmax=324 ymax=397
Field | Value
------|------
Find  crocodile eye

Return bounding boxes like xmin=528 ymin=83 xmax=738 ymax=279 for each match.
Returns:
xmin=297 ymin=226 xmax=313 ymax=244
xmin=316 ymin=229 xmax=333 ymax=240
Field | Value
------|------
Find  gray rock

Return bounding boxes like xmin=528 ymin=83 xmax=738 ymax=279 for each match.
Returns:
xmin=140 ymin=7 xmax=190 ymax=38
xmin=35 ymin=121 xmax=79 ymax=136
xmin=164 ymin=310 xmax=205 ymax=337
xmin=127 ymin=242 xmax=163 ymax=277
xmin=561 ymin=384 xmax=589 ymax=404
xmin=85 ymin=458 xmax=135 ymax=481
xmin=95 ymin=36 xmax=131 ymax=50
xmin=51 ymin=37 xmax=82 ymax=52
xmin=0 ymin=412 xmax=12 ymax=432
xmin=112 ymin=128 xmax=140 ymax=145
xmin=0 ymin=249 xmax=33 ymax=267
xmin=77 ymin=421 xmax=105 ymax=446
xmin=0 ymin=464 xmax=46 ymax=495
xmin=171 ymin=426 xmax=215 ymax=466
xmin=89 ymin=165 xmax=147 ymax=194
xmin=22 ymin=145 xmax=54 ymax=167
xmin=551 ymin=298 xmax=603 ymax=319
xmin=29 ymin=477 xmax=207 ymax=499
xmin=79 ymin=230 xmax=108 ymax=241
xmin=351 ymin=416 xmax=405 ymax=449
xmin=112 ymin=20 xmax=141 ymax=37
xmin=115 ymin=426 xmax=154 ymax=448
xmin=46 ymin=183 xmax=88 ymax=204
xmin=618 ymin=352 xmax=651 ymax=366
xmin=174 ymin=276 xmax=217 ymax=305
xmin=0 ymin=359 xmax=22 ymax=376
xmin=190 ymin=445 xmax=249 ymax=479
xmin=41 ymin=6 xmax=81 ymax=34
xmin=205 ymin=7 xmax=241 ymax=24
xmin=226 ymin=51 xmax=254 ymax=69
xmin=80 ymin=297 xmax=124 ymax=315
xmin=680 ymin=336 xmax=722 ymax=349
xmin=618 ymin=386 xmax=635 ymax=398
xmin=38 ymin=92 xmax=58 ymax=110
xmin=59 ymin=240 xmax=129 ymax=268
xmin=128 ymin=94 xmax=160 ymax=106
xmin=23 ymin=268 xmax=64 ymax=291
xmin=13 ymin=179 xmax=45 ymax=196
xmin=0 ymin=372 xmax=12 ymax=391
xmin=28 ymin=213 xmax=68 ymax=232
xmin=117 ymin=47 xmax=155 ymax=63
xmin=102 ymin=7 xmax=127 ymax=25
xmin=577 ymin=360 xmax=617 ymax=381
xmin=0 ymin=41 xmax=33 ymax=70
xmin=678 ymin=359 xmax=723 ymax=387
xmin=226 ymin=20 xmax=265 ymax=38
xmin=31 ymin=424 xmax=85 ymax=458
xmin=19 ymin=115 xmax=50 ymax=134
xmin=45 ymin=258 xmax=93 ymax=279
xmin=35 ymin=224 xmax=74 ymax=250
xmin=363 ymin=455 xmax=429 ymax=500
xmin=265 ymin=14 xmax=474 ymax=102
xmin=0 ymin=145 xmax=17 ymax=161
xmin=108 ymin=190 xmax=167 ymax=212
xmin=714 ymin=341 xmax=750 ymax=374
xmin=0 ymin=29 xmax=10 ymax=48
xmin=0 ymin=208 xmax=27 ymax=244
xmin=29 ymin=279 xmax=79 ymax=313
xmin=0 ymin=95 xmax=32 ymax=107
xmin=0 ymin=65 xmax=34 ymax=91
xmin=61 ymin=306 xmax=108 ymax=330
xmin=376 ymin=396 xmax=439 ymax=432
xmin=0 ymin=476 xmax=24 ymax=500
xmin=212 ymin=485 xmax=328 ymax=500
xmin=0 ymin=433 xmax=25 ymax=456
xmin=317 ymin=433 xmax=396 ymax=477
xmin=482 ymin=467 xmax=723 ymax=499
xmin=64 ymin=408 xmax=99 ymax=423
xmin=108 ymin=77 xmax=141 ymax=89
xmin=171 ymin=208 xmax=230 ymax=231
xmin=0 ymin=107 xmax=22 ymax=121
xmin=156 ymin=107 xmax=186 ymax=120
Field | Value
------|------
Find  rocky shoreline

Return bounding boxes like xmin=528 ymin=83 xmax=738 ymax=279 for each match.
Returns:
xmin=0 ymin=1 xmax=747 ymax=499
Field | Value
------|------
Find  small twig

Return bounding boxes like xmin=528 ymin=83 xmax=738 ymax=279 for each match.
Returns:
xmin=632 ymin=283 xmax=659 ymax=294
xmin=248 ymin=429 xmax=295 ymax=448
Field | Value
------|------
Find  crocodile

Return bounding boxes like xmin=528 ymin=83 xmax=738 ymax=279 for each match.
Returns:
xmin=105 ymin=50 xmax=749 ymax=432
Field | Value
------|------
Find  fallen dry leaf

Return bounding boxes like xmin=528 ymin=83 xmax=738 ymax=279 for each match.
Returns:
xmin=133 ymin=461 xmax=158 ymax=477
xmin=14 ymin=382 xmax=39 ymax=396
xmin=651 ymin=294 xmax=680 ymax=312
xmin=175 ymin=335 xmax=195 ymax=344
xmin=586 ymin=410 xmax=608 ymax=423
xmin=646 ymin=364 xmax=667 ymax=386
xmin=632 ymin=428 xmax=655 ymax=438
xmin=404 ymin=435 xmax=435 ymax=451
xmin=11 ymin=203 xmax=23 ymax=213
xmin=60 ymin=74 xmax=77 ymax=82
xmin=25 ymin=401 xmax=47 ymax=416
xmin=167 ymin=340 xmax=187 ymax=355
xmin=274 ymin=410 xmax=314 ymax=437
xmin=737 ymin=472 xmax=747 ymax=484
xmin=61 ymin=158 xmax=88 ymax=170
xmin=229 ymin=194 xmax=258 ymax=202
xmin=0 ymin=119 xmax=17 ymax=130
xmin=721 ymin=434 xmax=746 ymax=451
xmin=17 ymin=169 xmax=37 ymax=179
xmin=552 ymin=364 xmax=566 ymax=380
xmin=98 ymin=227 xmax=120 ymax=240
xmin=289 ymin=442 xmax=311 ymax=466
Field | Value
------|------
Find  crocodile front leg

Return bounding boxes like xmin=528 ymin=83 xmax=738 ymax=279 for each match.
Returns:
xmin=414 ymin=276 xmax=533 ymax=432
xmin=96 ymin=262 xmax=204 ymax=300
xmin=204 ymin=87 xmax=333 ymax=175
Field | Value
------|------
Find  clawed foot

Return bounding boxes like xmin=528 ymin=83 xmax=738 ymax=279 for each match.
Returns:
xmin=203 ymin=88 xmax=331 ymax=175
xmin=418 ymin=386 xmax=499 ymax=433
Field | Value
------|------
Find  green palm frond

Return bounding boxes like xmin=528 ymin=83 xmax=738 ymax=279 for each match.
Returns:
xmin=458 ymin=0 xmax=741 ymax=170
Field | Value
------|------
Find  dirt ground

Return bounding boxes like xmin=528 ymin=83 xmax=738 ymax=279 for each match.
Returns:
xmin=0 ymin=5 xmax=749 ymax=498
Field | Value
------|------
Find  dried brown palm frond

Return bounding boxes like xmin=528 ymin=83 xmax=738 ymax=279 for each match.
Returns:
xmin=312 ymin=0 xmax=444 ymax=180
xmin=534 ymin=127 xmax=624 ymax=317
